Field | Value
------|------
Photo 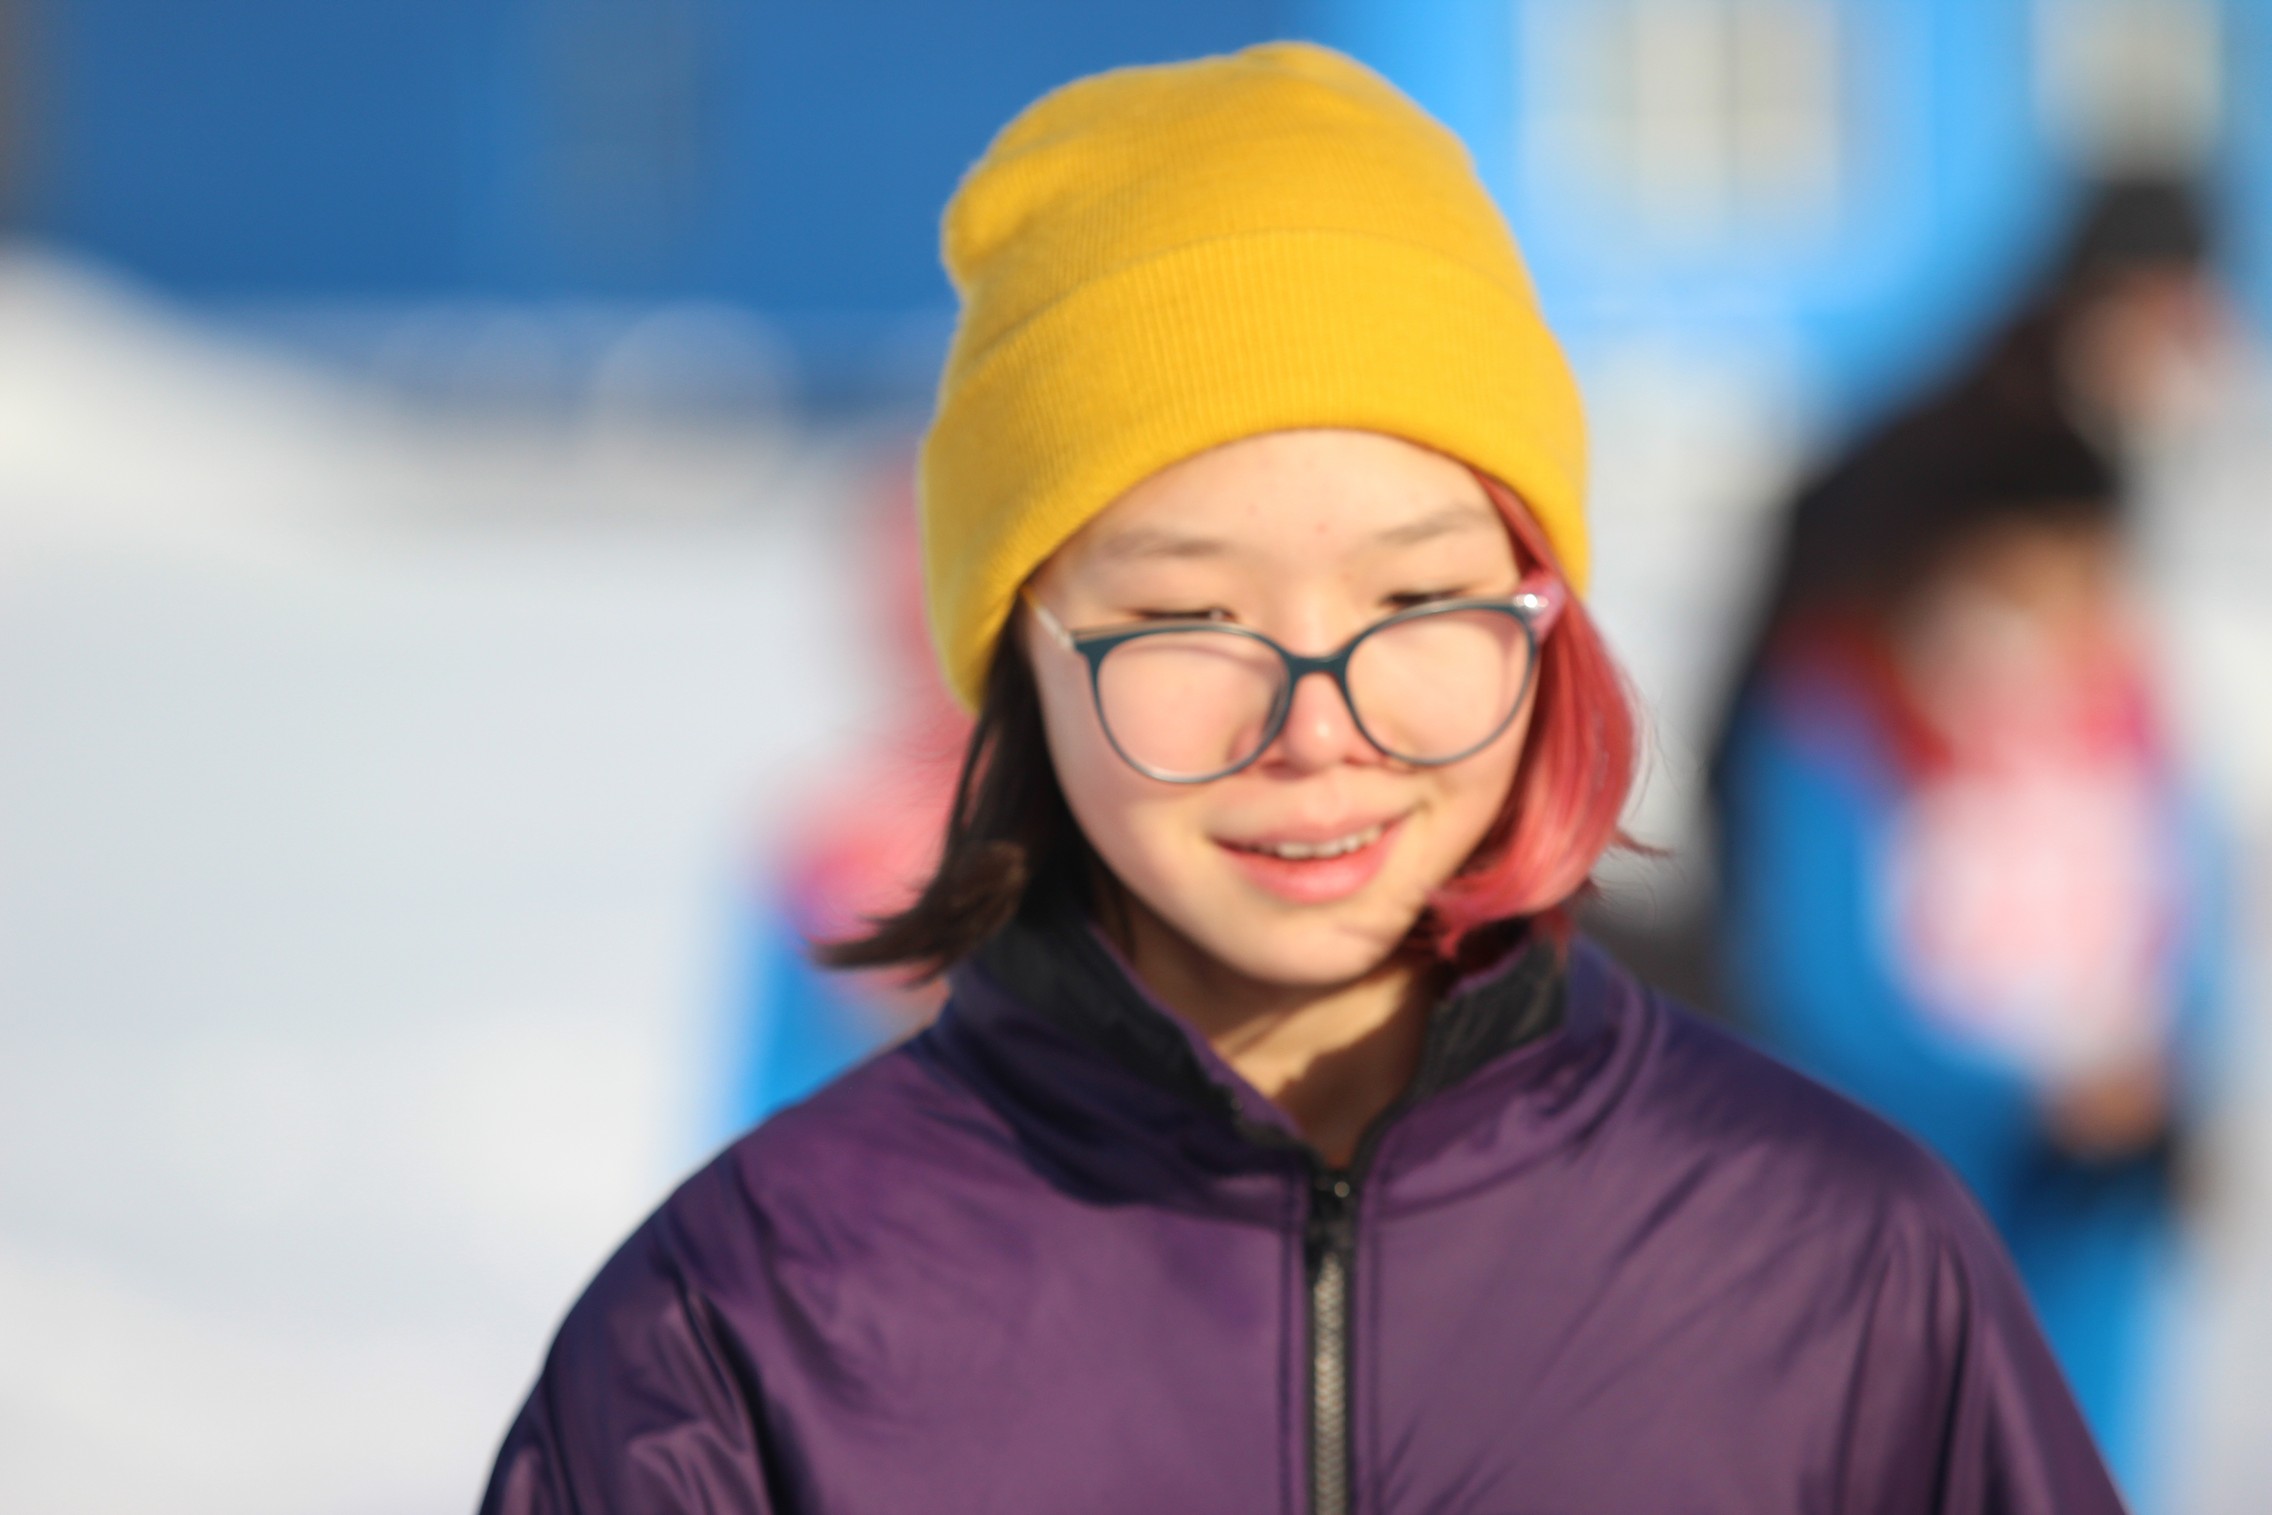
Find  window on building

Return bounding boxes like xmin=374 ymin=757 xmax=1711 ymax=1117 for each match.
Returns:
xmin=1522 ymin=0 xmax=1845 ymax=243
xmin=2033 ymin=0 xmax=2221 ymax=173
xmin=541 ymin=0 xmax=716 ymax=269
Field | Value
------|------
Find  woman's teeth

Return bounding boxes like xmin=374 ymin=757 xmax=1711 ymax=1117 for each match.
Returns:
xmin=1240 ymin=822 xmax=1386 ymax=861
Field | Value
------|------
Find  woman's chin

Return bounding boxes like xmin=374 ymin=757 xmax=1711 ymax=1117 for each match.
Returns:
xmin=1179 ymin=908 xmax=1414 ymax=992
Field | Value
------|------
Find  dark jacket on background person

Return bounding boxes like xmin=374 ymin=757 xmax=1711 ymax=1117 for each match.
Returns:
xmin=480 ymin=901 xmax=2120 ymax=1514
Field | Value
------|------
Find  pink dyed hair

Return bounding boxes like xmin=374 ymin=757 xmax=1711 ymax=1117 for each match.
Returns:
xmin=1426 ymin=473 xmax=1640 ymax=952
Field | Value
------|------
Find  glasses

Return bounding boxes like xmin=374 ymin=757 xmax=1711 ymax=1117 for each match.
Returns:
xmin=1026 ymin=574 xmax=1565 ymax=783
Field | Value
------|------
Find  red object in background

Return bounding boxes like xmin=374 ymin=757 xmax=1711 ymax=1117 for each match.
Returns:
xmin=1771 ymin=600 xmax=2182 ymax=1086
xmin=772 ymin=452 xmax=972 ymax=1012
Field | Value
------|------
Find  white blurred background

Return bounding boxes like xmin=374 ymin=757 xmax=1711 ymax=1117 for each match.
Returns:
xmin=0 ymin=251 xmax=899 ymax=1510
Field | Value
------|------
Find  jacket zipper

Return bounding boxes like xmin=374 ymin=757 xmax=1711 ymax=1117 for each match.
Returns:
xmin=1306 ymin=1167 xmax=1357 ymax=1515
xmin=1281 ymin=964 xmax=1507 ymax=1515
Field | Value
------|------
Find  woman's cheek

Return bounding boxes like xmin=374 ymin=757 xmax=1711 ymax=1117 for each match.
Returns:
xmin=1038 ymin=699 xmax=1190 ymax=905
xmin=1073 ymin=774 xmax=1168 ymax=891
xmin=1427 ymin=728 xmax=1527 ymax=880
xmin=1464 ymin=747 xmax=1523 ymax=845
xmin=1029 ymin=642 xmax=1125 ymax=813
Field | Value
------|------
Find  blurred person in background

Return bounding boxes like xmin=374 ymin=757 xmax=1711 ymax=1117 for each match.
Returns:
xmin=1709 ymin=177 xmax=2229 ymax=1503
xmin=485 ymin=45 xmax=2122 ymax=1513
xmin=725 ymin=461 xmax=970 ymax=1128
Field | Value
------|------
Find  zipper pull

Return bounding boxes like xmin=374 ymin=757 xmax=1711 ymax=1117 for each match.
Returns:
xmin=1305 ymin=1170 xmax=1356 ymax=1270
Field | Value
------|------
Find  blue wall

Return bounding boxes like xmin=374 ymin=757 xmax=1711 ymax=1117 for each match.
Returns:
xmin=26 ymin=0 xmax=1284 ymax=311
xmin=16 ymin=0 xmax=2254 ymax=411
xmin=1306 ymin=0 xmax=2117 ymax=427
xmin=2226 ymin=0 xmax=2272 ymax=332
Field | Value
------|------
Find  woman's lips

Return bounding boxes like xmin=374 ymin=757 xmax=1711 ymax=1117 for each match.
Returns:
xmin=1215 ymin=817 xmax=1402 ymax=905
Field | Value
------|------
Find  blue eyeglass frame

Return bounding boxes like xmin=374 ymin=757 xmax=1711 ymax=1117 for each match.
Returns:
xmin=1024 ymin=578 xmax=1563 ymax=784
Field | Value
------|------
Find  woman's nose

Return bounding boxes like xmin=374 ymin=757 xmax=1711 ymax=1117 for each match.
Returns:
xmin=1264 ymin=670 xmax=1381 ymax=773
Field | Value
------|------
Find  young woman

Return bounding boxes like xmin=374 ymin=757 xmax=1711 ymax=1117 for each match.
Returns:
xmin=482 ymin=44 xmax=2120 ymax=1514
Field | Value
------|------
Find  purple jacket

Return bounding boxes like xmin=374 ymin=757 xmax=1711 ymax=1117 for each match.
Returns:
xmin=482 ymin=905 xmax=2119 ymax=1514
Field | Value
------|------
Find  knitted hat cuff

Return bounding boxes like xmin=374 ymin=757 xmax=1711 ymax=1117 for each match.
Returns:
xmin=924 ymin=227 xmax=1587 ymax=707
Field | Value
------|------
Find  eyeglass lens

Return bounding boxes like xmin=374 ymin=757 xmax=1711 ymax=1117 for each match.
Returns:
xmin=1093 ymin=608 xmax=1534 ymax=780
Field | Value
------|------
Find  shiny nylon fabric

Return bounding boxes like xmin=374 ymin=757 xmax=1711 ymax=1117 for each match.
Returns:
xmin=481 ymin=934 xmax=2120 ymax=1514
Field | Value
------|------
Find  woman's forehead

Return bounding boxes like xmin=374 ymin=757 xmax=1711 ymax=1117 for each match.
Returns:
xmin=1059 ymin=430 xmax=1505 ymax=575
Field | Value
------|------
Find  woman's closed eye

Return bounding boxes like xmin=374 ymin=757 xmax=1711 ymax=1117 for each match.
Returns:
xmin=1130 ymin=605 xmax=1236 ymax=623
xmin=1383 ymin=587 xmax=1479 ymax=611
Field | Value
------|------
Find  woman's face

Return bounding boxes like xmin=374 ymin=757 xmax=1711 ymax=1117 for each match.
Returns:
xmin=1023 ymin=429 xmax=1532 ymax=991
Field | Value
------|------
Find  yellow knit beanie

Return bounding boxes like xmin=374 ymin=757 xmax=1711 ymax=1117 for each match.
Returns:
xmin=921 ymin=40 xmax=1587 ymax=709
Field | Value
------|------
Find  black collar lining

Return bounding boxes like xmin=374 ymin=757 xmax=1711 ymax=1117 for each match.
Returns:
xmin=969 ymin=891 xmax=1566 ymax=1135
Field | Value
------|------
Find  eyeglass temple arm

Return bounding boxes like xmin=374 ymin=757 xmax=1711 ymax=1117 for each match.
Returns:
xmin=1021 ymin=589 xmax=1077 ymax=650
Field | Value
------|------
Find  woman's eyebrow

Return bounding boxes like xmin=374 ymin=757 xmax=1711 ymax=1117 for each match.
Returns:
xmin=1093 ymin=526 xmax=1230 ymax=561
xmin=1373 ymin=501 xmax=1500 ymax=547
xmin=1095 ymin=501 xmax=1494 ymax=560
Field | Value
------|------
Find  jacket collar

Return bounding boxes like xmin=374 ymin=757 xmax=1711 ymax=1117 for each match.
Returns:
xmin=927 ymin=888 xmax=1567 ymax=1189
